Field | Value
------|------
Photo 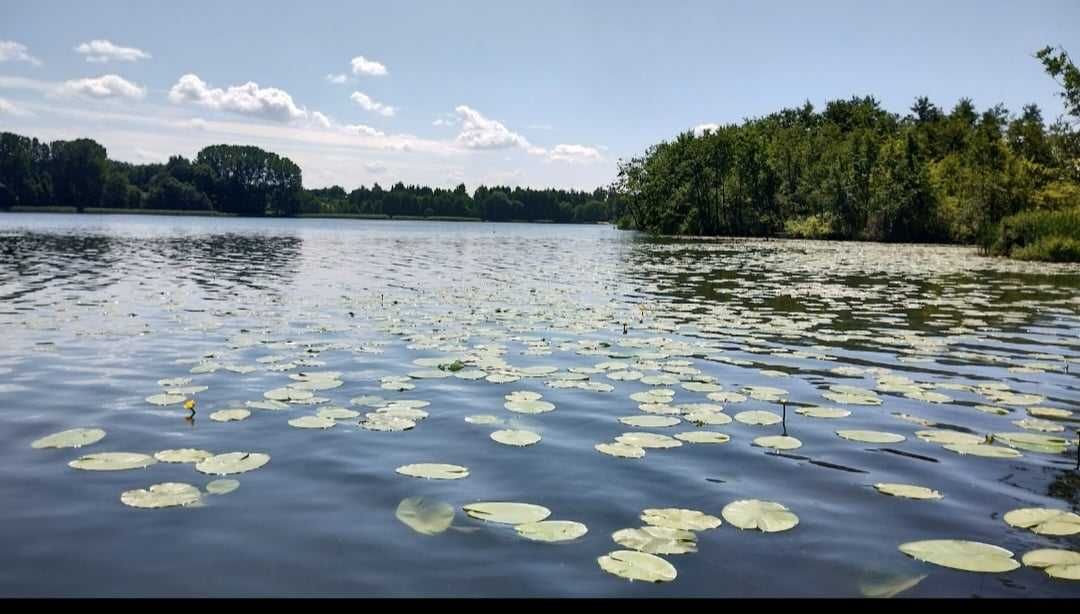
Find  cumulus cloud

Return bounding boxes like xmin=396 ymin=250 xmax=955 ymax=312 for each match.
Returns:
xmin=312 ymin=111 xmax=331 ymax=128
xmin=61 ymin=74 xmax=146 ymax=100
xmin=0 ymin=97 xmax=31 ymax=116
xmin=365 ymin=161 xmax=387 ymax=174
xmin=693 ymin=123 xmax=721 ymax=136
xmin=0 ymin=41 xmax=42 ymax=66
xmin=343 ymin=123 xmax=385 ymax=137
xmin=350 ymin=56 xmax=387 ymax=76
xmin=547 ymin=144 xmax=602 ymax=163
xmin=168 ymin=74 xmax=308 ymax=122
xmin=74 ymin=40 xmax=151 ymax=63
xmin=350 ymin=91 xmax=395 ymax=117
xmin=454 ymin=105 xmax=532 ymax=150
xmin=325 ymin=73 xmax=347 ymax=84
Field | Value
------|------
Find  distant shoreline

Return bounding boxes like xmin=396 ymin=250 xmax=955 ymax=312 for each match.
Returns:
xmin=0 ymin=207 xmax=613 ymax=225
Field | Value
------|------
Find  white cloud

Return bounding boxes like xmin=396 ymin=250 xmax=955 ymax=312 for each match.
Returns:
xmin=178 ymin=117 xmax=208 ymax=130
xmin=0 ymin=75 xmax=57 ymax=93
xmin=325 ymin=73 xmax=347 ymax=84
xmin=454 ymin=105 xmax=532 ymax=150
xmin=61 ymin=74 xmax=146 ymax=100
xmin=134 ymin=147 xmax=167 ymax=162
xmin=693 ymin=123 xmax=721 ymax=136
xmin=0 ymin=97 xmax=31 ymax=116
xmin=168 ymin=73 xmax=308 ymax=122
xmin=343 ymin=123 xmax=385 ymax=137
xmin=74 ymin=40 xmax=151 ymax=63
xmin=312 ymin=111 xmax=331 ymax=128
xmin=0 ymin=41 xmax=42 ymax=66
xmin=365 ymin=161 xmax=387 ymax=174
xmin=350 ymin=91 xmax=395 ymax=117
xmin=547 ymin=144 xmax=602 ymax=164
xmin=350 ymin=56 xmax=387 ymax=76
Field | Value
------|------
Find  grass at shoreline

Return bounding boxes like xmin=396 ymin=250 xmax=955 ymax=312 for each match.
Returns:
xmin=1 ymin=208 xmax=590 ymax=224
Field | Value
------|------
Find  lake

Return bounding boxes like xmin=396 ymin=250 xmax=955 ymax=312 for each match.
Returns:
xmin=1 ymin=212 xmax=1079 ymax=597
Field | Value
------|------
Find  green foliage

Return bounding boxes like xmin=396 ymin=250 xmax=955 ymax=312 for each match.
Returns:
xmin=1011 ymin=236 xmax=1080 ymax=262
xmin=49 ymin=138 xmax=108 ymax=212
xmin=784 ymin=213 xmax=839 ymax=239
xmin=990 ymin=208 xmax=1080 ymax=261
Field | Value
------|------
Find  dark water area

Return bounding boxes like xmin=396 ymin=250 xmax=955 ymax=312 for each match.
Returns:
xmin=0 ymin=212 xmax=1078 ymax=597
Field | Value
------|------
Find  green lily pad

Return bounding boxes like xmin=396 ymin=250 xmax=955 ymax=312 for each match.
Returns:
xmin=612 ymin=526 xmax=697 ymax=554
xmin=1003 ymin=508 xmax=1080 ymax=536
xmin=898 ymin=540 xmax=1020 ymax=573
xmin=69 ymin=452 xmax=157 ymax=471
xmin=195 ymin=452 xmax=270 ymax=475
xmin=395 ymin=463 xmax=469 ymax=480
xmin=874 ymin=483 xmax=943 ymax=500
xmin=209 ymin=409 xmax=250 ymax=422
xmin=721 ymin=499 xmax=798 ymax=532
xmin=32 ymin=428 xmax=105 ymax=449
xmin=674 ymin=431 xmax=731 ymax=444
xmin=205 ymin=479 xmax=240 ymax=495
xmin=596 ymin=442 xmax=646 ymax=458
xmin=837 ymin=430 xmax=905 ymax=444
xmin=491 ymin=429 xmax=541 ymax=447
xmin=463 ymin=501 xmax=551 ymax=525
xmin=121 ymin=482 xmax=201 ymax=509
xmin=641 ymin=508 xmax=721 ymax=531
xmin=154 ymin=448 xmax=212 ymax=463
xmin=515 ymin=520 xmax=588 ymax=542
xmin=597 ymin=550 xmax=677 ymax=583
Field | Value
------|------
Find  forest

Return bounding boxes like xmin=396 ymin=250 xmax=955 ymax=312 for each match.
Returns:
xmin=613 ymin=45 xmax=1080 ymax=261
xmin=0 ymin=136 xmax=623 ymax=223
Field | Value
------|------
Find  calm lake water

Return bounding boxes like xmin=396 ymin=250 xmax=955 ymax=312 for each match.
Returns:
xmin=1 ymin=212 xmax=1079 ymax=597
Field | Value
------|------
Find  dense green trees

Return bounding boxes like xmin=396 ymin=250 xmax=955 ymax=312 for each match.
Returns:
xmin=615 ymin=48 xmax=1080 ymax=258
xmin=0 ymin=133 xmax=620 ymax=223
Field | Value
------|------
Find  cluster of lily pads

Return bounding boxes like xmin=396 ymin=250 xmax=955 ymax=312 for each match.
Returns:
xmin=31 ymin=426 xmax=266 ymax=508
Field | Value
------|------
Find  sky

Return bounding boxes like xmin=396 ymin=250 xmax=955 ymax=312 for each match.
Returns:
xmin=1 ymin=0 xmax=1078 ymax=191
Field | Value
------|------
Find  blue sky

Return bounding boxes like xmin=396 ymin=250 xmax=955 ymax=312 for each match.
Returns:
xmin=1 ymin=0 xmax=1078 ymax=190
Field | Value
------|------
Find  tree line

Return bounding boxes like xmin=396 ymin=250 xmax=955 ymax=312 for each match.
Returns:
xmin=614 ymin=45 xmax=1080 ymax=259
xmin=0 ymin=134 xmax=623 ymax=223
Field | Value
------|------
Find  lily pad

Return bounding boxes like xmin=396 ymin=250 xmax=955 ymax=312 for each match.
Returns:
xmin=463 ymin=502 xmax=551 ymax=525
xmin=721 ymin=499 xmax=799 ymax=532
xmin=734 ymin=410 xmax=783 ymax=426
xmin=837 ymin=430 xmax=906 ymax=444
xmin=616 ymin=433 xmax=682 ymax=449
xmin=943 ymin=443 xmax=1023 ymax=458
xmin=613 ymin=526 xmax=697 ymax=554
xmin=205 ymin=479 xmax=240 ymax=495
xmin=597 ymin=550 xmax=677 ymax=583
xmin=491 ymin=429 xmax=541 ymax=447
xmin=154 ymin=448 xmax=212 ymax=463
xmin=146 ymin=392 xmax=187 ymax=406
xmin=795 ymin=407 xmax=850 ymax=419
xmin=32 ymin=428 xmax=105 ymax=449
xmin=396 ymin=463 xmax=469 ymax=480
xmin=515 ymin=520 xmax=588 ymax=542
xmin=209 ymin=409 xmax=250 ymax=422
xmin=898 ymin=540 xmax=1020 ymax=573
xmin=753 ymin=435 xmax=802 ymax=450
xmin=674 ymin=431 xmax=731 ymax=444
xmin=69 ymin=452 xmax=156 ymax=471
xmin=619 ymin=415 xmax=680 ymax=428
xmin=504 ymin=399 xmax=556 ymax=414
xmin=1022 ymin=548 xmax=1080 ymax=568
xmin=1003 ymin=508 xmax=1080 ymax=536
xmin=195 ymin=452 xmax=270 ymax=475
xmin=121 ymin=482 xmax=201 ymax=509
xmin=874 ymin=483 xmax=943 ymax=500
xmin=396 ymin=497 xmax=455 ymax=535
xmin=641 ymin=508 xmax=721 ymax=531
xmin=288 ymin=415 xmax=336 ymax=429
xmin=596 ymin=442 xmax=646 ymax=458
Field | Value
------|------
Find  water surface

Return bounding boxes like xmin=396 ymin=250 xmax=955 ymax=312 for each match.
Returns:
xmin=1 ymin=213 xmax=1079 ymax=597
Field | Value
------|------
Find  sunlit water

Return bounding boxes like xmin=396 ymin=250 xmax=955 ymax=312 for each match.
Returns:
xmin=1 ymin=212 xmax=1079 ymax=597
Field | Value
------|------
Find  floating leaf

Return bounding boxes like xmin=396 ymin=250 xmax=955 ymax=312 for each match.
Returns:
xmin=753 ymin=435 xmax=802 ymax=450
xmin=491 ymin=429 xmax=541 ymax=447
xmin=288 ymin=415 xmax=336 ymax=429
xmin=195 ymin=452 xmax=270 ymax=475
xmin=154 ymin=448 xmax=212 ymax=463
xmin=1003 ymin=508 xmax=1080 ymax=536
xmin=837 ymin=430 xmax=905 ymax=444
xmin=943 ymin=443 xmax=1022 ymax=458
xmin=874 ymin=483 xmax=942 ymax=500
xmin=915 ymin=430 xmax=982 ymax=445
xmin=205 ymin=479 xmax=239 ymax=495
xmin=795 ymin=407 xmax=850 ymax=419
xmin=721 ymin=499 xmax=798 ymax=532
xmin=146 ymin=392 xmax=186 ymax=406
xmin=121 ymin=482 xmax=201 ymax=509
xmin=516 ymin=520 xmax=588 ymax=542
xmin=898 ymin=540 xmax=1019 ymax=573
xmin=597 ymin=550 xmax=677 ymax=582
xmin=734 ymin=410 xmax=782 ymax=426
xmin=1022 ymin=549 xmax=1080 ymax=568
xmin=396 ymin=497 xmax=455 ymax=535
xmin=317 ymin=407 xmax=360 ymax=420
xmin=209 ymin=409 xmax=250 ymax=422
xmin=674 ymin=431 xmax=730 ymax=444
xmin=617 ymin=432 xmax=682 ymax=449
xmin=504 ymin=399 xmax=556 ymax=414
xmin=32 ymin=428 xmax=105 ymax=449
xmin=395 ymin=463 xmax=469 ymax=480
xmin=596 ymin=442 xmax=645 ymax=458
xmin=619 ymin=415 xmax=680 ymax=428
xmin=613 ymin=526 xmax=697 ymax=554
xmin=641 ymin=508 xmax=721 ymax=531
xmin=463 ymin=502 xmax=551 ymax=525
xmin=360 ymin=414 xmax=416 ymax=431
xmin=69 ymin=452 xmax=156 ymax=471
